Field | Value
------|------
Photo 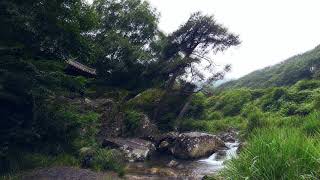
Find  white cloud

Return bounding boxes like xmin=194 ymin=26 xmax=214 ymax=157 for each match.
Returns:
xmin=147 ymin=0 xmax=320 ymax=78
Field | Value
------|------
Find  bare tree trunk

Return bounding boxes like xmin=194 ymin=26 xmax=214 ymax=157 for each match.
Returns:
xmin=177 ymin=94 xmax=193 ymax=120
xmin=153 ymin=54 xmax=192 ymax=122
xmin=175 ymin=93 xmax=193 ymax=130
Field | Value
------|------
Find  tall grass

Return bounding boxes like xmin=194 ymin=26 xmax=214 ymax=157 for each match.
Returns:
xmin=91 ymin=149 xmax=125 ymax=176
xmin=302 ymin=111 xmax=320 ymax=136
xmin=221 ymin=128 xmax=320 ymax=180
xmin=180 ymin=116 xmax=247 ymax=134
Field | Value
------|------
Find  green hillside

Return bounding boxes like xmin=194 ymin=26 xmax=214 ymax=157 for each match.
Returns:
xmin=219 ymin=45 xmax=320 ymax=89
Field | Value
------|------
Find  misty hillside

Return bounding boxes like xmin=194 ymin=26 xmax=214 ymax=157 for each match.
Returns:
xmin=218 ymin=45 xmax=320 ymax=90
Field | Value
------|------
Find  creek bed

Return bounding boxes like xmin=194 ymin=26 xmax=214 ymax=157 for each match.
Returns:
xmin=125 ymin=141 xmax=240 ymax=179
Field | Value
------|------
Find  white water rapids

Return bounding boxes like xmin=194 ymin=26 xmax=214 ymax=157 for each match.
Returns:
xmin=197 ymin=141 xmax=240 ymax=172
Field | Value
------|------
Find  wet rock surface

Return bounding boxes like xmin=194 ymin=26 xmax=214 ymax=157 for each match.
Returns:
xmin=125 ymin=130 xmax=240 ymax=180
xmin=218 ymin=129 xmax=238 ymax=143
xmin=174 ymin=132 xmax=226 ymax=159
xmin=102 ymin=138 xmax=156 ymax=162
xmin=148 ymin=131 xmax=227 ymax=160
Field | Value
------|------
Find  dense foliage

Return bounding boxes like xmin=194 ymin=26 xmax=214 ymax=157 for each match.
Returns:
xmin=0 ymin=0 xmax=240 ymax=176
xmin=0 ymin=0 xmax=159 ymax=175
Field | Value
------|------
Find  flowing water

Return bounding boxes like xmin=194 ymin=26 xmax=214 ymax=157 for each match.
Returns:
xmin=125 ymin=141 xmax=240 ymax=179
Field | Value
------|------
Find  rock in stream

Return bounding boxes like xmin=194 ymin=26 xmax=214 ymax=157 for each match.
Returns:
xmin=160 ymin=132 xmax=226 ymax=160
xmin=102 ymin=138 xmax=156 ymax=162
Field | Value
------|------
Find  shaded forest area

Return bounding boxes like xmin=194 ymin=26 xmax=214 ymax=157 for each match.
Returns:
xmin=0 ymin=0 xmax=239 ymax=176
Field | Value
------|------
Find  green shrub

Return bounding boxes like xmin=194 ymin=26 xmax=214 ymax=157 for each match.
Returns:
xmin=125 ymin=88 xmax=164 ymax=114
xmin=213 ymin=89 xmax=252 ymax=116
xmin=241 ymin=104 xmax=258 ymax=118
xmin=259 ymin=87 xmax=288 ymax=111
xmin=124 ymin=110 xmax=142 ymax=136
xmin=295 ymin=103 xmax=313 ymax=116
xmin=294 ymin=79 xmax=320 ymax=91
xmin=287 ymin=90 xmax=313 ymax=103
xmin=44 ymin=72 xmax=89 ymax=94
xmin=187 ymin=92 xmax=206 ymax=119
xmin=222 ymin=128 xmax=320 ymax=180
xmin=206 ymin=111 xmax=223 ymax=120
xmin=180 ymin=116 xmax=246 ymax=134
xmin=313 ymin=95 xmax=320 ymax=110
xmin=302 ymin=111 xmax=320 ymax=136
xmin=246 ymin=109 xmax=266 ymax=134
xmin=280 ymin=102 xmax=298 ymax=116
xmin=73 ymin=112 xmax=101 ymax=148
xmin=63 ymin=75 xmax=88 ymax=94
xmin=92 ymin=149 xmax=125 ymax=176
xmin=250 ymin=89 xmax=266 ymax=100
xmin=206 ymin=96 xmax=218 ymax=107
xmin=179 ymin=119 xmax=208 ymax=132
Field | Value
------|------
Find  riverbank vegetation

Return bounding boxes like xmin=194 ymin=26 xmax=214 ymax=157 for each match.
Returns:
xmin=197 ymin=78 xmax=320 ymax=179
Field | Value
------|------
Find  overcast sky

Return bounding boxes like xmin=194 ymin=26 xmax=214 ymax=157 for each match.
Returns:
xmin=147 ymin=0 xmax=320 ymax=79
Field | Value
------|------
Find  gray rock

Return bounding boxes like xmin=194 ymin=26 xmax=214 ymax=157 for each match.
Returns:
xmin=166 ymin=160 xmax=179 ymax=167
xmin=102 ymin=138 xmax=156 ymax=162
xmin=215 ymin=150 xmax=227 ymax=160
xmin=149 ymin=131 xmax=179 ymax=145
xmin=218 ymin=129 xmax=237 ymax=143
xmin=158 ymin=141 xmax=170 ymax=150
xmin=170 ymin=132 xmax=226 ymax=159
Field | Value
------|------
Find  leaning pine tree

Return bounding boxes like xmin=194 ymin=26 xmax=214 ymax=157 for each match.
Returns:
xmin=153 ymin=12 xmax=240 ymax=129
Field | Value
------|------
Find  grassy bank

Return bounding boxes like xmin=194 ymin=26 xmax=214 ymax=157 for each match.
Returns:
xmin=187 ymin=79 xmax=320 ymax=179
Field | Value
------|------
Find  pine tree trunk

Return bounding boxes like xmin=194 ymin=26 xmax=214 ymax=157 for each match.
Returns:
xmin=175 ymin=93 xmax=193 ymax=129
xmin=177 ymin=94 xmax=193 ymax=119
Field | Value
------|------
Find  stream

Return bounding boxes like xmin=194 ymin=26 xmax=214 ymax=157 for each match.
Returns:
xmin=125 ymin=140 xmax=240 ymax=179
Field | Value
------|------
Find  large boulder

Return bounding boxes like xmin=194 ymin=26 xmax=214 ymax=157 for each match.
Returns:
xmin=169 ymin=132 xmax=226 ymax=159
xmin=102 ymin=138 xmax=156 ymax=162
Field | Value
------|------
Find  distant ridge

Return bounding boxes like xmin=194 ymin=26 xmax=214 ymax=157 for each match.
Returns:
xmin=218 ymin=44 xmax=320 ymax=90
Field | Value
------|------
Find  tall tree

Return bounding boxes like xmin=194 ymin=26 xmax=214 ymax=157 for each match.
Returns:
xmin=0 ymin=0 xmax=97 ymax=60
xmin=93 ymin=0 xmax=160 ymax=89
xmin=153 ymin=12 xmax=240 ymax=125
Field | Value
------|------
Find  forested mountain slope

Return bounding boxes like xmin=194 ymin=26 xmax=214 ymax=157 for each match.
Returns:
xmin=219 ymin=45 xmax=320 ymax=89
